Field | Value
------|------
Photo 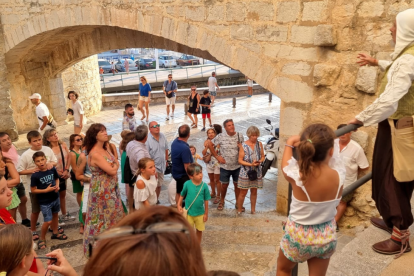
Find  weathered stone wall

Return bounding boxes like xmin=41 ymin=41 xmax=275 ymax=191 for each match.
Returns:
xmin=0 ymin=0 xmax=411 ymax=223
xmin=61 ymin=55 xmax=102 ymax=118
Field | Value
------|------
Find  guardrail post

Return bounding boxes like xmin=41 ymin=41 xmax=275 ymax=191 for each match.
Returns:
xmin=121 ymin=74 xmax=123 ymax=86
xmin=155 ymin=71 xmax=158 ymax=82
xmin=269 ymin=93 xmax=272 ymax=102
xmin=184 ymin=103 xmax=187 ymax=114
xmin=201 ymin=66 xmax=203 ymax=77
xmin=232 ymin=97 xmax=236 ymax=108
xmin=186 ymin=68 xmax=188 ymax=80
xmin=102 ymin=75 xmax=105 ymax=88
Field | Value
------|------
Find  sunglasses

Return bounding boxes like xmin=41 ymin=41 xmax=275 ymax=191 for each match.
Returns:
xmin=191 ymin=89 xmax=196 ymax=91
xmin=88 ymin=222 xmax=189 ymax=256
xmin=151 ymin=124 xmax=160 ymax=128
xmin=168 ymin=77 xmax=172 ymax=79
xmin=75 ymin=138 xmax=83 ymax=142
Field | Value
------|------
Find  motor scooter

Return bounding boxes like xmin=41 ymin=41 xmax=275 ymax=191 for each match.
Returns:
xmin=258 ymin=119 xmax=279 ymax=177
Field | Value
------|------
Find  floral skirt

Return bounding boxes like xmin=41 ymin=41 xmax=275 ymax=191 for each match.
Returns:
xmin=280 ymin=217 xmax=337 ymax=263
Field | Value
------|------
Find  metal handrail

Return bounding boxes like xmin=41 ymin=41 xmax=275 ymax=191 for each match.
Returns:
xmin=288 ymin=123 xmax=373 ymax=276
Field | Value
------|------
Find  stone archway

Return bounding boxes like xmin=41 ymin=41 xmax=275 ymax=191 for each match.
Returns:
xmin=1 ymin=0 xmax=404 ymax=216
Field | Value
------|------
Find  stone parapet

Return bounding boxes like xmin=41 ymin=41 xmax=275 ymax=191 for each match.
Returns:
xmin=102 ymin=84 xmax=268 ymax=107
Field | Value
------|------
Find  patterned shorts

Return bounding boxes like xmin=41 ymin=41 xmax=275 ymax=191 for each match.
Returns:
xmin=280 ymin=217 xmax=337 ymax=263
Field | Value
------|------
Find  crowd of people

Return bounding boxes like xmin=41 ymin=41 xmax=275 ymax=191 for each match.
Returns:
xmin=1 ymin=9 xmax=414 ymax=276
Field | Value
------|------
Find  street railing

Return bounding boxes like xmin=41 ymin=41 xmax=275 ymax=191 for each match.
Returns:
xmin=287 ymin=124 xmax=372 ymax=276
xmin=100 ymin=64 xmax=240 ymax=88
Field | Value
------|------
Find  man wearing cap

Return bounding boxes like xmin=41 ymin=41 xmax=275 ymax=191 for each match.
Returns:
xmin=29 ymin=93 xmax=56 ymax=135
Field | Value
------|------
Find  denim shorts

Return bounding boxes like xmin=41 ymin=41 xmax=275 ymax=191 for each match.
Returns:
xmin=220 ymin=167 xmax=240 ymax=184
xmin=209 ymin=91 xmax=217 ymax=97
xmin=40 ymin=198 xmax=60 ymax=222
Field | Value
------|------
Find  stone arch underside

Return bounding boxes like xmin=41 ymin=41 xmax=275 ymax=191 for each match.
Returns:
xmin=2 ymin=0 xmax=402 ymax=216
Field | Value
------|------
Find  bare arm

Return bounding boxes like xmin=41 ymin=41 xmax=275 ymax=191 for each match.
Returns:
xmin=281 ymin=136 xmax=300 ymax=183
xmin=238 ymin=145 xmax=252 ymax=167
xmin=89 ymin=152 xmax=119 ymax=176
xmin=6 ymin=163 xmax=20 ymax=188
xmin=40 ymin=116 xmax=48 ymax=130
xmin=184 ymin=163 xmax=191 ymax=176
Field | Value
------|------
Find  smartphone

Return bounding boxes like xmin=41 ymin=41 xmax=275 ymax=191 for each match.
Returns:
xmin=35 ymin=257 xmax=58 ymax=262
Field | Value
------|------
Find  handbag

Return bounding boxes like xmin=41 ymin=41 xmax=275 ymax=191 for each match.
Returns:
xmin=203 ymin=152 xmax=212 ymax=163
xmin=182 ymin=182 xmax=205 ymax=218
xmin=164 ymin=160 xmax=172 ymax=175
xmin=245 ymin=142 xmax=260 ymax=181
xmin=388 ymin=117 xmax=414 ymax=182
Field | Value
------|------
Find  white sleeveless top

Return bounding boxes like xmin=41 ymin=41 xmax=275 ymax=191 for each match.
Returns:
xmin=134 ymin=175 xmax=158 ymax=210
xmin=283 ymin=147 xmax=346 ymax=225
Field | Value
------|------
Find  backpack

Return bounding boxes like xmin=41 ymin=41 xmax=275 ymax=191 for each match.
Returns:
xmin=124 ymin=156 xmax=137 ymax=187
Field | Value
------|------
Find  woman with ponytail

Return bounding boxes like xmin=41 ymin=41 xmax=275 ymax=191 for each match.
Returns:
xmin=276 ymin=124 xmax=346 ymax=276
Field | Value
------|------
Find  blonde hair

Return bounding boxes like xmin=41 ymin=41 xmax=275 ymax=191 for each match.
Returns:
xmin=140 ymin=76 xmax=148 ymax=83
xmin=246 ymin=126 xmax=260 ymax=137
xmin=137 ymin=158 xmax=154 ymax=175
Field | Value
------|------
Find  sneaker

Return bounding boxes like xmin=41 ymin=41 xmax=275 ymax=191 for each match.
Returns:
xmin=171 ymin=113 xmax=174 ymax=118
xmin=60 ymin=212 xmax=75 ymax=222
xmin=21 ymin=218 xmax=31 ymax=227
xmin=166 ymin=117 xmax=170 ymax=121
xmin=58 ymin=217 xmax=66 ymax=226
xmin=201 ymin=127 xmax=206 ymax=131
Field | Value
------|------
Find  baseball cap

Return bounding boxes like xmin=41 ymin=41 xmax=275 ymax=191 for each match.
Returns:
xmin=29 ymin=93 xmax=41 ymax=100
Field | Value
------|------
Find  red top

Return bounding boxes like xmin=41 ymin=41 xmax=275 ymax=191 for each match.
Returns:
xmin=0 ymin=208 xmax=38 ymax=273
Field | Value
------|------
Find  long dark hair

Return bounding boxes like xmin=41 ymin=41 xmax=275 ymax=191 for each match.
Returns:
xmin=69 ymin=134 xmax=82 ymax=150
xmin=84 ymin=123 xmax=107 ymax=154
xmin=83 ymin=206 xmax=207 ymax=276
xmin=297 ymin=124 xmax=335 ymax=182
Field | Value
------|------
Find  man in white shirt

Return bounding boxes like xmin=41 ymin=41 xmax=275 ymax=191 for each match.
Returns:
xmin=29 ymin=93 xmax=56 ymax=135
xmin=349 ymin=9 xmax=414 ymax=256
xmin=17 ymin=130 xmax=57 ymax=238
xmin=207 ymin=72 xmax=220 ymax=106
xmin=334 ymin=124 xmax=369 ymax=227
xmin=68 ymin=91 xmax=86 ymax=134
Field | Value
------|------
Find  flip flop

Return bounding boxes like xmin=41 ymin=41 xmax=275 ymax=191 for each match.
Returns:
xmin=213 ymin=197 xmax=220 ymax=204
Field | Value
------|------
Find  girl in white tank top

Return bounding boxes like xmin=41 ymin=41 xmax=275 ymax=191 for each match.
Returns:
xmin=133 ymin=158 xmax=158 ymax=210
xmin=277 ymin=124 xmax=346 ymax=276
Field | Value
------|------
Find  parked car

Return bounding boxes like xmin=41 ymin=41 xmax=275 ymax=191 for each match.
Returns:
xmin=117 ymin=58 xmax=139 ymax=71
xmin=137 ymin=58 xmax=156 ymax=70
xmin=176 ymin=55 xmax=200 ymax=66
xmin=98 ymin=59 xmax=112 ymax=73
xmin=158 ymin=55 xmax=177 ymax=68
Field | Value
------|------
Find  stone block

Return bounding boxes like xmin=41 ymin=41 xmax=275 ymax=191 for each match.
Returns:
xmin=314 ymin=25 xmax=337 ymax=46
xmin=357 ymin=2 xmax=384 ymax=17
xmin=276 ymin=1 xmax=300 ymax=23
xmin=282 ymin=62 xmax=312 ymax=76
xmin=351 ymin=131 xmax=369 ymax=152
xmin=263 ymin=45 xmax=319 ymax=62
xmin=290 ymin=25 xmax=317 ymax=44
xmin=280 ymin=107 xmax=304 ymax=136
xmin=207 ymin=5 xmax=225 ymax=21
xmin=313 ymin=64 xmax=341 ymax=86
xmin=247 ymin=2 xmax=274 ymax=21
xmin=256 ymin=25 xmax=288 ymax=42
xmin=226 ymin=2 xmax=246 ymax=22
xmin=230 ymin=25 xmax=253 ymax=41
xmin=186 ymin=6 xmax=205 ymax=22
xmin=302 ymin=1 xmax=327 ymax=22
xmin=355 ymin=66 xmax=378 ymax=94
xmin=272 ymin=77 xmax=313 ymax=103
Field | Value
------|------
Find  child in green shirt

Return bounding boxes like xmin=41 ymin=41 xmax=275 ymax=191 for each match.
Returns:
xmin=178 ymin=163 xmax=211 ymax=243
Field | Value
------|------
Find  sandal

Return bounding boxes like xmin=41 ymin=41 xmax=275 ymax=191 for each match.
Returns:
xmin=210 ymin=193 xmax=216 ymax=199
xmin=32 ymin=231 xmax=39 ymax=241
xmin=51 ymin=233 xmax=68 ymax=240
xmin=192 ymin=125 xmax=197 ymax=129
xmin=48 ymin=226 xmax=64 ymax=234
xmin=38 ymin=240 xmax=46 ymax=250
xmin=217 ymin=202 xmax=225 ymax=211
xmin=213 ymin=197 xmax=220 ymax=204
xmin=235 ymin=205 xmax=245 ymax=212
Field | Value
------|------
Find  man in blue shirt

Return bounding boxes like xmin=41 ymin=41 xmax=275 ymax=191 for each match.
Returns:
xmin=163 ymin=74 xmax=178 ymax=120
xmin=171 ymin=124 xmax=193 ymax=205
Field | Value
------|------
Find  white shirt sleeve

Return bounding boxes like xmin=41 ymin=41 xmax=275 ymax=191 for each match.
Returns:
xmin=36 ymin=104 xmax=49 ymax=118
xmin=356 ymin=147 xmax=369 ymax=169
xmin=355 ymin=54 xmax=414 ymax=126
xmin=378 ymin=60 xmax=392 ymax=72
xmin=77 ymin=101 xmax=84 ymax=115
xmin=17 ymin=153 xmax=29 ymax=172
xmin=44 ymin=147 xmax=58 ymax=163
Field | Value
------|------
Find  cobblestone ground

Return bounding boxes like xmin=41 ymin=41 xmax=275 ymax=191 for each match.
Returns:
xmin=13 ymin=94 xmax=358 ymax=275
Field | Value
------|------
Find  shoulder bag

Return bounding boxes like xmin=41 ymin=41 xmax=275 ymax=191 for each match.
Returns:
xmin=182 ymin=182 xmax=205 ymax=218
xmin=246 ymin=142 xmax=261 ymax=181
xmin=389 ymin=116 xmax=414 ymax=181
